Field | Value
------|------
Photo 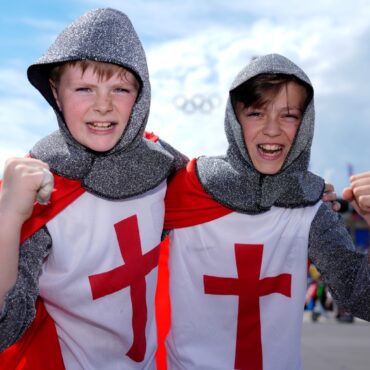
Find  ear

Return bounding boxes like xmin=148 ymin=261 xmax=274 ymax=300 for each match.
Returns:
xmin=49 ymin=79 xmax=62 ymax=110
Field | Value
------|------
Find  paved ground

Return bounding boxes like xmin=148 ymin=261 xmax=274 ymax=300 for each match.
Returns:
xmin=301 ymin=312 xmax=370 ymax=370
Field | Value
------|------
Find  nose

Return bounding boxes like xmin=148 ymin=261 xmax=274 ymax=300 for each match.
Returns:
xmin=94 ymin=92 xmax=113 ymax=113
xmin=262 ymin=114 xmax=281 ymax=137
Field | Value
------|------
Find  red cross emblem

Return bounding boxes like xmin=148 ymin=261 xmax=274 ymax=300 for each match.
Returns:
xmin=88 ymin=215 xmax=160 ymax=362
xmin=204 ymin=243 xmax=291 ymax=370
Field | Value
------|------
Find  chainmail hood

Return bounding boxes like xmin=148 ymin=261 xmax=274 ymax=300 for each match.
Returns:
xmin=27 ymin=8 xmax=174 ymax=199
xmin=197 ymin=53 xmax=324 ymax=213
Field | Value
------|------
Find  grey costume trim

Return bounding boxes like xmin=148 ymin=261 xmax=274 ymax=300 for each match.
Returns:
xmin=0 ymin=228 xmax=52 ymax=351
xmin=197 ymin=54 xmax=324 ymax=213
xmin=309 ymin=203 xmax=370 ymax=321
xmin=28 ymin=8 xmax=176 ymax=200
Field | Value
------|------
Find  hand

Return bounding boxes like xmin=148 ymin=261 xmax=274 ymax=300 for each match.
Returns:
xmin=322 ymin=182 xmax=341 ymax=212
xmin=342 ymin=171 xmax=370 ymax=226
xmin=0 ymin=158 xmax=52 ymax=224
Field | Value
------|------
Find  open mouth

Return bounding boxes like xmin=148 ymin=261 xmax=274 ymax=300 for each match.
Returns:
xmin=87 ymin=122 xmax=117 ymax=130
xmin=257 ymin=144 xmax=284 ymax=158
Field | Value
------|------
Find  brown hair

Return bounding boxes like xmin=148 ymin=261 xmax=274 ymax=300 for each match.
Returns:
xmin=49 ymin=60 xmax=140 ymax=91
xmin=231 ymin=73 xmax=313 ymax=111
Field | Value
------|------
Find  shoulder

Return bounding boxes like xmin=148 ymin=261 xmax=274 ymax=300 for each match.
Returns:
xmin=166 ymin=158 xmax=200 ymax=203
xmin=164 ymin=159 xmax=233 ymax=229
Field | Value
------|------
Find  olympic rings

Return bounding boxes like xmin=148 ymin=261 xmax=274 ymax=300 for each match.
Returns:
xmin=173 ymin=94 xmax=222 ymax=114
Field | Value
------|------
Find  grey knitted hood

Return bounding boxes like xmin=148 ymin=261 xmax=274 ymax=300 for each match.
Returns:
xmin=27 ymin=8 xmax=174 ymax=199
xmin=196 ymin=54 xmax=324 ymax=213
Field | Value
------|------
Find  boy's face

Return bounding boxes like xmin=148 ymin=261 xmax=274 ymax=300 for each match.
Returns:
xmin=235 ymin=81 xmax=306 ymax=175
xmin=51 ymin=64 xmax=139 ymax=152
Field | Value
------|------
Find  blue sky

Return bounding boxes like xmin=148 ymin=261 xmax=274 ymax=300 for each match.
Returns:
xmin=1 ymin=0 xmax=370 ymax=194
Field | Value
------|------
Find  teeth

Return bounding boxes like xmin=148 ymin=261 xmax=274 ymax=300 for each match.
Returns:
xmin=259 ymin=144 xmax=282 ymax=152
xmin=88 ymin=122 xmax=113 ymax=129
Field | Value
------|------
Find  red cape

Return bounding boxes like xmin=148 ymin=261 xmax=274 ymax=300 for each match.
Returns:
xmin=164 ymin=158 xmax=233 ymax=229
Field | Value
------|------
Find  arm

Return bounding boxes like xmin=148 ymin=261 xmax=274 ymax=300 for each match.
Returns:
xmin=144 ymin=131 xmax=189 ymax=172
xmin=156 ymin=139 xmax=189 ymax=172
xmin=0 ymin=227 xmax=51 ymax=351
xmin=308 ymin=203 xmax=370 ymax=321
xmin=0 ymin=157 xmax=53 ymax=350
xmin=0 ymin=157 xmax=50 ymax=306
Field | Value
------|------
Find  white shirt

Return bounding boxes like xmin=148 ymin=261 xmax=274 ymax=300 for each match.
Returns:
xmin=39 ymin=181 xmax=166 ymax=370
xmin=167 ymin=203 xmax=321 ymax=370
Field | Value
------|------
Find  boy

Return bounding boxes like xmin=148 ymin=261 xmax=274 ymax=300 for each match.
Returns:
xmin=0 ymin=8 xmax=185 ymax=370
xmin=163 ymin=54 xmax=370 ymax=370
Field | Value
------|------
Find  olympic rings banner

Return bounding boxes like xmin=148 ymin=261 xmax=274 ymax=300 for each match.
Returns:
xmin=173 ymin=94 xmax=222 ymax=114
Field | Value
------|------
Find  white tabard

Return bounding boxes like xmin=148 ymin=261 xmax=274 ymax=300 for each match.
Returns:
xmin=39 ymin=181 xmax=166 ymax=370
xmin=167 ymin=203 xmax=321 ymax=370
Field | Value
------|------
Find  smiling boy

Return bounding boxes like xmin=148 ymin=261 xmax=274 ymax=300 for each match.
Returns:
xmin=49 ymin=61 xmax=140 ymax=153
xmin=163 ymin=54 xmax=370 ymax=370
xmin=234 ymin=75 xmax=308 ymax=175
xmin=0 ymin=8 xmax=184 ymax=370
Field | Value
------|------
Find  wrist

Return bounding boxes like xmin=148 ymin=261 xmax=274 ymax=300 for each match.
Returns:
xmin=0 ymin=205 xmax=26 ymax=232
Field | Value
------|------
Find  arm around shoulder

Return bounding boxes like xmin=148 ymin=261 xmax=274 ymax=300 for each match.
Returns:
xmin=156 ymin=138 xmax=189 ymax=171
